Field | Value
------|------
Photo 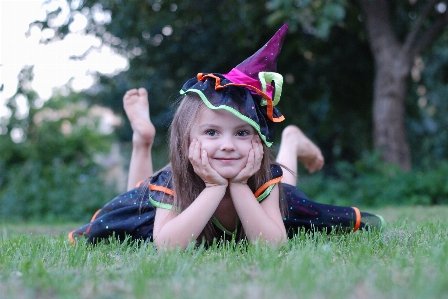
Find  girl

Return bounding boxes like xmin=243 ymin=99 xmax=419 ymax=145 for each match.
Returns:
xmin=69 ymin=25 xmax=384 ymax=249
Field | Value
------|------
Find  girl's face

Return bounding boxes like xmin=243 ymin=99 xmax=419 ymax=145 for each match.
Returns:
xmin=190 ymin=108 xmax=257 ymax=179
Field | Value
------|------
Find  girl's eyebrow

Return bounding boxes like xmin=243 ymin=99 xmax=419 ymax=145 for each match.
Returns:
xmin=198 ymin=123 xmax=253 ymax=130
xmin=237 ymin=124 xmax=253 ymax=129
xmin=235 ymin=123 xmax=255 ymax=131
xmin=198 ymin=123 xmax=221 ymax=130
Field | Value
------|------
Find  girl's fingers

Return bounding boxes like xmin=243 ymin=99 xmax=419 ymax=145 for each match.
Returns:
xmin=188 ymin=139 xmax=196 ymax=162
xmin=188 ymin=141 xmax=211 ymax=173
xmin=247 ymin=148 xmax=255 ymax=167
xmin=189 ymin=139 xmax=202 ymax=168
xmin=252 ymin=137 xmax=263 ymax=169
xmin=193 ymin=140 xmax=201 ymax=162
xmin=201 ymin=149 xmax=210 ymax=168
xmin=188 ymin=139 xmax=195 ymax=158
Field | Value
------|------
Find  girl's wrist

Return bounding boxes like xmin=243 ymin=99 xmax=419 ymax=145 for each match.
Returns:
xmin=229 ymin=181 xmax=248 ymax=187
xmin=202 ymin=184 xmax=228 ymax=200
xmin=205 ymin=183 xmax=228 ymax=189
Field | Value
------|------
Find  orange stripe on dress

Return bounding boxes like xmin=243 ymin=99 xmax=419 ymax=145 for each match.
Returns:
xmin=68 ymin=231 xmax=76 ymax=245
xmin=69 ymin=209 xmax=101 ymax=246
xmin=352 ymin=206 xmax=361 ymax=232
xmin=254 ymin=176 xmax=283 ymax=198
xmin=90 ymin=209 xmax=102 ymax=222
xmin=149 ymin=184 xmax=175 ymax=196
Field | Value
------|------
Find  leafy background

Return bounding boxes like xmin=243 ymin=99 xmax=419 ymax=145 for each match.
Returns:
xmin=1 ymin=0 xmax=448 ymax=222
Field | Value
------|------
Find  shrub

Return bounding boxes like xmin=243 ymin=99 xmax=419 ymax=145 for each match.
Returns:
xmin=0 ymin=88 xmax=120 ymax=222
xmin=297 ymin=153 xmax=448 ymax=207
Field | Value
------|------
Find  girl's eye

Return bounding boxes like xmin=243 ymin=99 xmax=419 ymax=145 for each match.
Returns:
xmin=236 ymin=130 xmax=250 ymax=136
xmin=205 ymin=129 xmax=217 ymax=136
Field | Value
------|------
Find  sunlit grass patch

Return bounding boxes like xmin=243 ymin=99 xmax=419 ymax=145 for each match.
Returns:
xmin=1 ymin=206 xmax=447 ymax=299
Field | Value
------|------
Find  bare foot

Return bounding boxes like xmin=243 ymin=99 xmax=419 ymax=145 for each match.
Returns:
xmin=123 ymin=88 xmax=156 ymax=146
xmin=281 ymin=125 xmax=324 ymax=173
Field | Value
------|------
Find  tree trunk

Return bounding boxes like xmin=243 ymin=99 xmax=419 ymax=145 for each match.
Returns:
xmin=372 ymin=54 xmax=412 ymax=171
xmin=361 ymin=0 xmax=412 ymax=171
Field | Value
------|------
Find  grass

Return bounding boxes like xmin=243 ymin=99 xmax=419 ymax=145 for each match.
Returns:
xmin=1 ymin=206 xmax=447 ymax=299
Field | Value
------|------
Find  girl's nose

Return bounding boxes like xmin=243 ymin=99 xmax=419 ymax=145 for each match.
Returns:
xmin=220 ymin=136 xmax=236 ymax=151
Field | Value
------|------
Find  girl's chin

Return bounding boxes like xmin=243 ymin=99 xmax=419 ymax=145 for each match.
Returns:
xmin=217 ymin=172 xmax=238 ymax=179
xmin=210 ymin=162 xmax=246 ymax=179
xmin=215 ymin=168 xmax=243 ymax=179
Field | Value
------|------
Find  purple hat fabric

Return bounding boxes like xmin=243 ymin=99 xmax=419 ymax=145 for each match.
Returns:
xmin=231 ymin=24 xmax=289 ymax=79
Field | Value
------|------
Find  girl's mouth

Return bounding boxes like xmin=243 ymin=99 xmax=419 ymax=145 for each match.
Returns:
xmin=215 ymin=158 xmax=238 ymax=164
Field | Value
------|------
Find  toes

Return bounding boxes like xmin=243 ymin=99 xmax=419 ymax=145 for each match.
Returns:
xmin=138 ymin=88 xmax=148 ymax=97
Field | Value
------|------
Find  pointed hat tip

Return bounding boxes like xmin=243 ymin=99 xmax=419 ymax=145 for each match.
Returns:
xmin=234 ymin=24 xmax=289 ymax=79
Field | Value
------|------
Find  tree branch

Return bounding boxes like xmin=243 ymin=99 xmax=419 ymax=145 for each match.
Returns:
xmin=360 ymin=0 xmax=401 ymax=60
xmin=410 ymin=6 xmax=448 ymax=57
xmin=403 ymin=0 xmax=439 ymax=54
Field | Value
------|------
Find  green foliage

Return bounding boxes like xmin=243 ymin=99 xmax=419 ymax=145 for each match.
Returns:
xmin=0 ymin=159 xmax=115 ymax=222
xmin=298 ymin=153 xmax=448 ymax=207
xmin=1 ymin=206 xmax=448 ymax=298
xmin=407 ymin=34 xmax=448 ymax=168
xmin=266 ymin=0 xmax=347 ymax=38
xmin=24 ymin=0 xmax=448 ymax=171
xmin=0 ymin=68 xmax=118 ymax=222
xmin=32 ymin=0 xmax=378 ymax=168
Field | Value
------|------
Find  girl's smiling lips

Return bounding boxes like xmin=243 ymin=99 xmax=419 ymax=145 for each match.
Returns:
xmin=214 ymin=157 xmax=240 ymax=164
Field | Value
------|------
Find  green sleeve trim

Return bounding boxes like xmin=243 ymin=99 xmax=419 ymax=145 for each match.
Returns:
xmin=256 ymin=184 xmax=276 ymax=202
xmin=211 ymin=216 xmax=233 ymax=236
xmin=148 ymin=195 xmax=173 ymax=210
xmin=211 ymin=216 xmax=239 ymax=237
xmin=179 ymin=88 xmax=273 ymax=147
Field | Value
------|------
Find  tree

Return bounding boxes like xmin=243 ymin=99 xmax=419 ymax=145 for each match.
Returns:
xmin=31 ymin=1 xmax=376 ymax=170
xmin=29 ymin=0 xmax=448 ymax=172
xmin=360 ymin=0 xmax=448 ymax=171
xmin=268 ymin=0 xmax=448 ymax=170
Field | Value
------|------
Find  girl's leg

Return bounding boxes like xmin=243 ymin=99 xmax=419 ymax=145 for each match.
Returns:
xmin=277 ymin=126 xmax=386 ymax=233
xmin=123 ymin=88 xmax=156 ymax=190
xmin=276 ymin=125 xmax=324 ymax=185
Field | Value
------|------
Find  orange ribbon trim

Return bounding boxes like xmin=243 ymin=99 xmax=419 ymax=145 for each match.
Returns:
xmin=68 ymin=209 xmax=102 ymax=245
xmin=254 ymin=176 xmax=283 ymax=198
xmin=197 ymin=73 xmax=285 ymax=123
xmin=68 ymin=231 xmax=76 ymax=245
xmin=149 ymin=184 xmax=175 ymax=196
xmin=352 ymin=206 xmax=361 ymax=232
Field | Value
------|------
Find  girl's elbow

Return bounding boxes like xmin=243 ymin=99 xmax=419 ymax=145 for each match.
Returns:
xmin=277 ymin=233 xmax=287 ymax=246
xmin=270 ymin=227 xmax=287 ymax=247
xmin=153 ymin=235 xmax=193 ymax=251
xmin=249 ymin=231 xmax=287 ymax=247
xmin=153 ymin=237 xmax=167 ymax=250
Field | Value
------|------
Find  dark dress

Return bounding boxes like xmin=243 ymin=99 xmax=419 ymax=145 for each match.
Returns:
xmin=68 ymin=165 xmax=384 ymax=244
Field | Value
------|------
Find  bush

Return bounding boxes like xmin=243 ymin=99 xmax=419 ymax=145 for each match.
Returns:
xmin=0 ymin=160 xmax=117 ymax=222
xmin=297 ymin=153 xmax=448 ymax=207
xmin=0 ymin=87 xmax=120 ymax=223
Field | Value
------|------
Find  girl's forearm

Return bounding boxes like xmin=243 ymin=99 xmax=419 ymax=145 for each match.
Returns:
xmin=229 ymin=183 xmax=286 ymax=246
xmin=154 ymin=185 xmax=226 ymax=249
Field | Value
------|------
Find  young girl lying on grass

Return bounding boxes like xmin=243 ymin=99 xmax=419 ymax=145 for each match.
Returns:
xmin=69 ymin=24 xmax=384 ymax=249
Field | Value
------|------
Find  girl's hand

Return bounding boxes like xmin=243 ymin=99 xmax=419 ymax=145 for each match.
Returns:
xmin=230 ymin=136 xmax=263 ymax=184
xmin=189 ymin=139 xmax=228 ymax=188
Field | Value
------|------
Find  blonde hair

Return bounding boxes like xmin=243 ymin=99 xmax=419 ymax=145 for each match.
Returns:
xmin=168 ymin=93 xmax=283 ymax=243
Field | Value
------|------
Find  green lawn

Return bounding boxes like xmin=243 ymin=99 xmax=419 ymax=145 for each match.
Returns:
xmin=1 ymin=206 xmax=447 ymax=299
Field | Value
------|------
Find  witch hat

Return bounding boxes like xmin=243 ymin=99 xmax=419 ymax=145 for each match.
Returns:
xmin=180 ymin=24 xmax=289 ymax=146
xmin=232 ymin=23 xmax=289 ymax=80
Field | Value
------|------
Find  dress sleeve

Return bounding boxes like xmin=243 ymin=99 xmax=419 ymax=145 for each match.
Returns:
xmin=146 ymin=167 xmax=175 ymax=210
xmin=254 ymin=164 xmax=283 ymax=202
